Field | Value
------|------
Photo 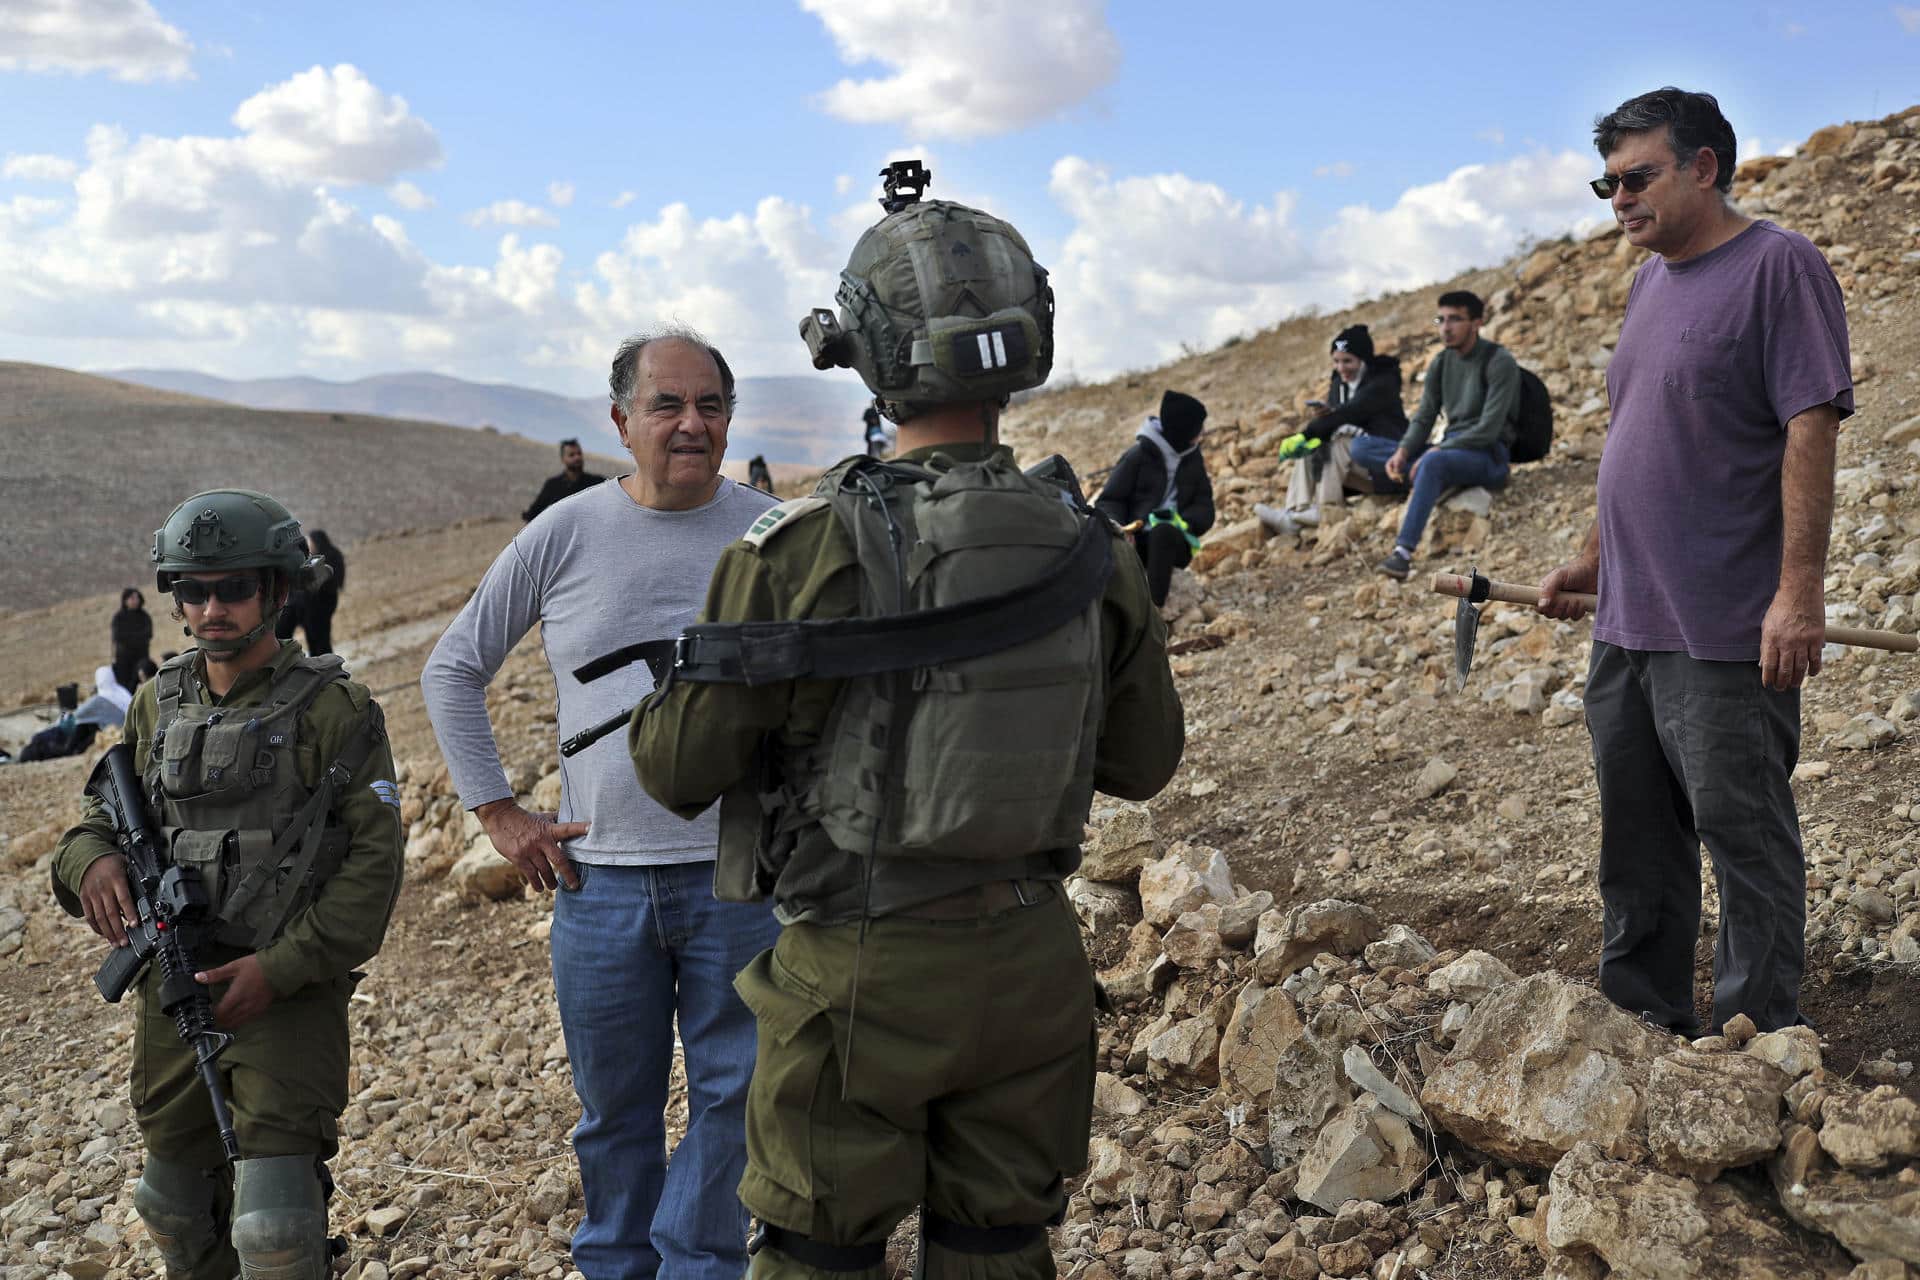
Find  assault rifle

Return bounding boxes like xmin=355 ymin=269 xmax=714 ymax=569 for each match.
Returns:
xmin=88 ymin=743 xmax=239 ymax=1160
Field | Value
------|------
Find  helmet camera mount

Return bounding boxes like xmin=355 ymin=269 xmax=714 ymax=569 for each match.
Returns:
xmin=878 ymin=160 xmax=931 ymax=214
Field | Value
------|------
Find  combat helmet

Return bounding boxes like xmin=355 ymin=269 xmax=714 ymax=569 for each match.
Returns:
xmin=799 ymin=161 xmax=1054 ymax=423
xmin=152 ymin=489 xmax=330 ymax=655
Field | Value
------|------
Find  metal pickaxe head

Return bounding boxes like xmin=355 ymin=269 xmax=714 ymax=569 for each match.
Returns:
xmin=1451 ymin=569 xmax=1493 ymax=689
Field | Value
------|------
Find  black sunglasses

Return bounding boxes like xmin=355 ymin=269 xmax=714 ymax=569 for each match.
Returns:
xmin=172 ymin=575 xmax=263 ymax=606
xmin=1589 ymin=165 xmax=1665 ymax=199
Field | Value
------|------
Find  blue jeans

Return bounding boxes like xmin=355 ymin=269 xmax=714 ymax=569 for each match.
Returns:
xmin=1394 ymin=442 xmax=1509 ymax=552
xmin=1345 ymin=433 xmax=1406 ymax=494
xmin=552 ymin=860 xmax=783 ymax=1280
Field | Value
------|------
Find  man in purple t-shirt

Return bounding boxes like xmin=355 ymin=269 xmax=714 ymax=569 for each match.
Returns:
xmin=1539 ymin=88 xmax=1852 ymax=1037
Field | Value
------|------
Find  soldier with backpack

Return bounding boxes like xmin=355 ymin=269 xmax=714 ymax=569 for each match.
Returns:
xmin=628 ymin=160 xmax=1186 ymax=1280
xmin=1354 ymin=290 xmax=1545 ymax=580
xmin=52 ymin=489 xmax=403 ymax=1279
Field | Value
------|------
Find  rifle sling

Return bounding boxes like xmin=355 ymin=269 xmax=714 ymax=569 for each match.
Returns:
xmin=670 ymin=513 xmax=1114 ymax=687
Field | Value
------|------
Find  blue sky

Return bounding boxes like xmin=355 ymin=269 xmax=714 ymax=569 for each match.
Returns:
xmin=1 ymin=0 xmax=1915 ymax=394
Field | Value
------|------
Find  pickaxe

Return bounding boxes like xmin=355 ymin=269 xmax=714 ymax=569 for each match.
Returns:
xmin=1434 ymin=569 xmax=1919 ymax=688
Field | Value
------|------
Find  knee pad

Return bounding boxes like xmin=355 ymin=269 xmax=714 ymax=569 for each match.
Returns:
xmin=133 ymin=1156 xmax=233 ymax=1279
xmin=230 ymin=1155 xmax=330 ymax=1280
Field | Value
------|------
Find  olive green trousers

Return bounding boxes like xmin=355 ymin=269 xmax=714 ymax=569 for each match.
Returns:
xmin=735 ymin=889 xmax=1096 ymax=1280
xmin=133 ymin=961 xmax=353 ymax=1166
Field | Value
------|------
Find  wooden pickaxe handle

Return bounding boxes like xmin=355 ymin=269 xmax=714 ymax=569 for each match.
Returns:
xmin=1431 ymin=572 xmax=1919 ymax=654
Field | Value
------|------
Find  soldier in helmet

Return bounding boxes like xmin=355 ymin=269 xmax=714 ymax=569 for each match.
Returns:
xmin=52 ymin=490 xmax=403 ymax=1279
xmin=630 ymin=162 xmax=1185 ymax=1280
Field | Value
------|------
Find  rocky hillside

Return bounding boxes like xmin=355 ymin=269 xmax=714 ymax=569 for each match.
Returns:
xmin=2 ymin=107 xmax=1918 ymax=1280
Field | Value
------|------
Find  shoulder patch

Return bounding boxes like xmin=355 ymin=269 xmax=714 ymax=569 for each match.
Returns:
xmin=367 ymin=779 xmax=400 ymax=809
xmin=743 ymin=496 xmax=829 ymax=549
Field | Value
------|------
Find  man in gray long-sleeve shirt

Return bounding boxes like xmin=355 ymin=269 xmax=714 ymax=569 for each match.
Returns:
xmin=1348 ymin=289 xmax=1518 ymax=580
xmin=421 ymin=329 xmax=778 ymax=1280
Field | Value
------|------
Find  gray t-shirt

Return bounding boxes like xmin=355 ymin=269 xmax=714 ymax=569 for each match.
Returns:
xmin=1596 ymin=220 xmax=1853 ymax=660
xmin=421 ymin=476 xmax=776 ymax=864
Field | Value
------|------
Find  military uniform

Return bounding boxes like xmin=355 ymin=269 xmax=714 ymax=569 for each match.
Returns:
xmin=54 ymin=490 xmax=402 ymax=1280
xmin=630 ymin=440 xmax=1183 ymax=1280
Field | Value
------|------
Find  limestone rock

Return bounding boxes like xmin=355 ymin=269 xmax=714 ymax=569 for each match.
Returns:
xmin=1066 ymin=876 xmax=1135 ymax=935
xmin=1217 ymin=890 xmax=1273 ymax=947
xmin=1771 ymin=1127 xmax=1920 ymax=1268
xmin=1342 ymin=1045 xmax=1424 ymax=1128
xmin=365 ymin=1206 xmax=409 ymax=1237
xmin=1748 ymin=1026 xmax=1824 ymax=1080
xmin=1081 ymin=800 xmax=1158 ymax=883
xmin=1415 ymin=757 xmax=1458 ymax=799
xmin=1138 ymin=844 xmax=1236 ymax=928
xmin=531 ymin=769 xmax=564 ymax=814
xmin=1093 ymin=1072 xmax=1147 ymax=1118
xmin=1146 ymin=1014 xmax=1222 ymax=1088
xmin=1546 ymin=1141 xmax=1851 ymax=1280
xmin=1269 ymin=1028 xmax=1352 ymax=1163
xmin=1250 ymin=897 xmax=1383 ymax=984
xmin=1425 ymin=949 xmax=1517 ymax=1002
xmin=1819 ymin=1087 xmax=1920 ymax=1171
xmin=1217 ymin=982 xmax=1305 ymax=1105
xmin=526 ymin=1167 xmax=572 ymax=1223
xmin=1422 ymin=973 xmax=1675 ymax=1168
xmin=1363 ymin=923 xmax=1436 ymax=972
xmin=1645 ymin=1048 xmax=1790 ymax=1179
xmin=1161 ymin=904 xmax=1227 ymax=968
xmin=451 ymin=846 xmax=524 ymax=903
xmin=1295 ymin=1095 xmax=1430 ymax=1213
xmin=1098 ymin=921 xmax=1177 ymax=1005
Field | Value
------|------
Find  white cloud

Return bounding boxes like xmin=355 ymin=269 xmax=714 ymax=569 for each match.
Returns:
xmin=834 ymin=173 xmax=854 ymax=196
xmin=571 ymin=196 xmax=840 ymax=379
xmin=3 ymin=153 xmax=80 ymax=181
xmin=1046 ymin=157 xmax=1314 ymax=375
xmin=388 ymin=180 xmax=434 ymax=210
xmin=801 ymin=0 xmax=1119 ymax=138
xmin=548 ymin=180 xmax=575 ymax=207
xmin=232 ymin=64 xmax=441 ymax=185
xmin=1313 ymin=161 xmax=1355 ymax=179
xmin=1477 ymin=127 xmax=1506 ymax=147
xmin=465 ymin=200 xmax=558 ymax=228
xmin=611 ymin=190 xmax=636 ymax=209
xmin=1043 ymin=150 xmax=1606 ymax=377
xmin=1895 ymin=5 xmax=1920 ymax=33
xmin=0 ymin=0 xmax=192 ymax=81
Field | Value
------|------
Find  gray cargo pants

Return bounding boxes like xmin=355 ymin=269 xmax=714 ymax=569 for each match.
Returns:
xmin=1585 ymin=642 xmax=1805 ymax=1035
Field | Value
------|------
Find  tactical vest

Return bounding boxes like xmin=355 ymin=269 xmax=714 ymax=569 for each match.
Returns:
xmin=779 ymin=451 xmax=1106 ymax=860
xmin=144 ymin=652 xmax=381 ymax=950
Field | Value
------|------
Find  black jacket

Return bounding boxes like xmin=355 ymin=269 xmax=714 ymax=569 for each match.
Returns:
xmin=523 ymin=470 xmax=607 ymax=522
xmin=1095 ymin=437 xmax=1216 ymax=535
xmin=1301 ymin=355 xmax=1408 ymax=443
xmin=110 ymin=607 xmax=151 ymax=658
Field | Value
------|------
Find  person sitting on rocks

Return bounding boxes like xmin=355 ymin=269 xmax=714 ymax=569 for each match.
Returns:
xmin=1095 ymin=389 xmax=1217 ymax=608
xmin=1360 ymin=290 xmax=1519 ymax=581
xmin=1254 ymin=323 xmax=1409 ymax=537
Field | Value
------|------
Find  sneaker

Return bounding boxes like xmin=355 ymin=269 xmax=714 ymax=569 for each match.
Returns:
xmin=1292 ymin=505 xmax=1321 ymax=527
xmin=1253 ymin=503 xmax=1299 ymax=536
xmin=1377 ymin=548 xmax=1411 ymax=581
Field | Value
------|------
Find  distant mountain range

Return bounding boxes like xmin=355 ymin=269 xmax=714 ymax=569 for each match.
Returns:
xmin=103 ymin=367 xmax=875 ymax=466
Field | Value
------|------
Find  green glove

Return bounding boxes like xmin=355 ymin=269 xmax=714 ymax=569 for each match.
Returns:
xmin=1278 ymin=433 xmax=1321 ymax=461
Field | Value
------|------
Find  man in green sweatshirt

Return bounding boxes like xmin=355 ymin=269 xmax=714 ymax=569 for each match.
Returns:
xmin=1349 ymin=289 xmax=1518 ymax=579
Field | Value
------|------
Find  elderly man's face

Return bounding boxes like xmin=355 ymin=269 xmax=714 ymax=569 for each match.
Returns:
xmin=613 ymin=339 xmax=730 ymax=511
xmin=1606 ymin=126 xmax=1714 ymax=257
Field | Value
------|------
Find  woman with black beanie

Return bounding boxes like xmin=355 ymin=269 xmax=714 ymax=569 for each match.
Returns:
xmin=109 ymin=587 xmax=152 ymax=691
xmin=1094 ymin=389 xmax=1216 ymax=607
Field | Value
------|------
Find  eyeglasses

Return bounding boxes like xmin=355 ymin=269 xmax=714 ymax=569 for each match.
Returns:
xmin=1589 ymin=165 xmax=1665 ymax=199
xmin=171 ymin=575 xmax=263 ymax=606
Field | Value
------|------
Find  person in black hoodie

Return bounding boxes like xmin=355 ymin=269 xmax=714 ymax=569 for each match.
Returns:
xmin=301 ymin=529 xmax=347 ymax=656
xmin=1254 ymin=323 xmax=1408 ymax=537
xmin=1095 ymin=389 xmax=1216 ymax=608
xmin=109 ymin=587 xmax=152 ymax=691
